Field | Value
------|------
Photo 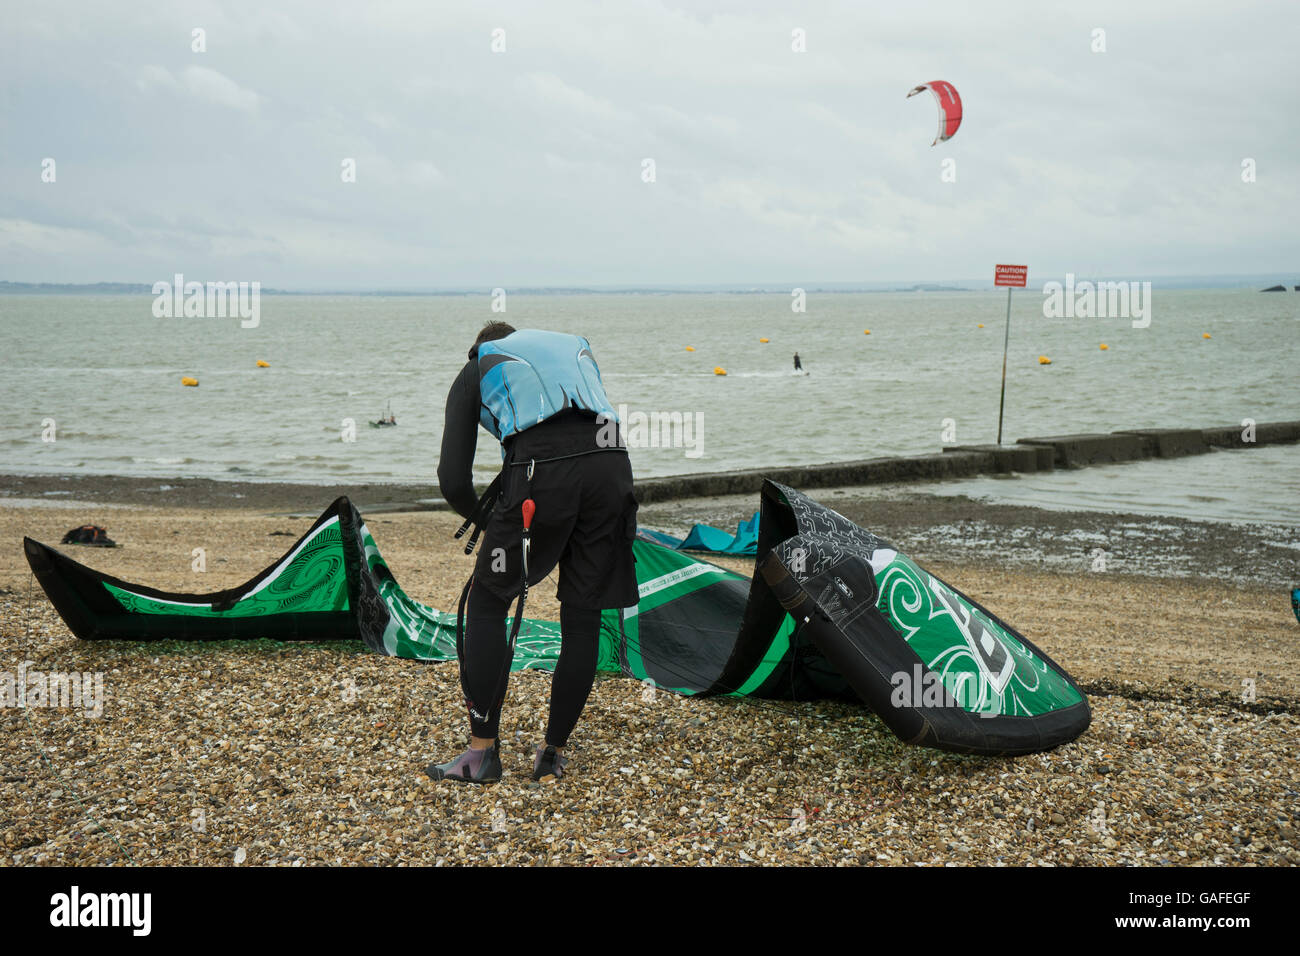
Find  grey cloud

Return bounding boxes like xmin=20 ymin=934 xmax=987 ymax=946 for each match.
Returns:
xmin=1 ymin=0 xmax=1296 ymax=287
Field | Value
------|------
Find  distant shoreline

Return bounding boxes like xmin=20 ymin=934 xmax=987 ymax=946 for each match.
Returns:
xmin=0 ymin=282 xmax=972 ymax=295
xmin=0 ymin=276 xmax=1289 ymax=295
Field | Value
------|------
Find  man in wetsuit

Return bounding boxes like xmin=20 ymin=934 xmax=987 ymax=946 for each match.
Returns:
xmin=793 ymin=352 xmax=802 ymax=372
xmin=429 ymin=322 xmax=638 ymax=784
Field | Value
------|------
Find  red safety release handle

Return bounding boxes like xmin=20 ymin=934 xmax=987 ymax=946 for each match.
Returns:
xmin=521 ymin=498 xmax=536 ymax=531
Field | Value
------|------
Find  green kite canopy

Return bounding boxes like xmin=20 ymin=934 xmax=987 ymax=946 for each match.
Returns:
xmin=24 ymin=480 xmax=1089 ymax=756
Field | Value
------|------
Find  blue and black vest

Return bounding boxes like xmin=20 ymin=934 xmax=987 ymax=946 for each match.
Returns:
xmin=477 ymin=330 xmax=618 ymax=441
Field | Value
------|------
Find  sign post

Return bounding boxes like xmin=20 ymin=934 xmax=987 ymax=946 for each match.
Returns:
xmin=993 ymin=264 xmax=1028 ymax=445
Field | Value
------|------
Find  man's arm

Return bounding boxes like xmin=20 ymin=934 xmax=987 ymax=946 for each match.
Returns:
xmin=437 ymin=360 xmax=482 ymax=519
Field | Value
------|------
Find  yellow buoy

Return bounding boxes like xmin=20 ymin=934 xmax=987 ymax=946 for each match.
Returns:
xmin=1099 ymin=343 xmax=1109 ymax=350
xmin=181 ymin=376 xmax=199 ymax=386
xmin=759 ymin=337 xmax=770 ymax=343
xmin=713 ymin=366 xmax=727 ymax=376
xmin=256 ymin=359 xmax=270 ymax=367
xmin=1038 ymin=355 xmax=1052 ymax=365
xmin=863 ymin=330 xmax=871 ymax=335
xmin=977 ymin=324 xmax=985 ymax=328
xmin=1202 ymin=332 xmax=1212 ymax=339
xmin=685 ymin=346 xmax=695 ymax=352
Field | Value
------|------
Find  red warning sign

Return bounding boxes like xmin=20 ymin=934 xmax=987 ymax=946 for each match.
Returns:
xmin=994 ymin=264 xmax=1028 ymax=287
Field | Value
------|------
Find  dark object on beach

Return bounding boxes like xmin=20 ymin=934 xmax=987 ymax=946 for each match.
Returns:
xmin=1260 ymin=285 xmax=1287 ymax=292
xmin=60 ymin=525 xmax=117 ymax=548
xmin=1292 ymin=587 xmax=1299 ymax=624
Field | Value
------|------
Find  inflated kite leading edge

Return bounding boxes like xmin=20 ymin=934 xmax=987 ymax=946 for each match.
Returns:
xmin=23 ymin=481 xmax=1089 ymax=756
xmin=748 ymin=481 xmax=1090 ymax=755
xmin=907 ymin=80 xmax=963 ymax=145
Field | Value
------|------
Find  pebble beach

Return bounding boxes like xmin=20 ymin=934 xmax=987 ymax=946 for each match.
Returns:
xmin=1 ymin=481 xmax=1296 ymax=867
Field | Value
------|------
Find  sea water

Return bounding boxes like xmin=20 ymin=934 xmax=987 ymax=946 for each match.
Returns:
xmin=0 ymin=289 xmax=1296 ymax=522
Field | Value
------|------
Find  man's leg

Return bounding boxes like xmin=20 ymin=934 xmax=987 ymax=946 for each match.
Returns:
xmin=427 ymin=580 xmax=511 ymax=782
xmin=545 ymin=602 xmax=602 ymax=749
xmin=462 ymin=580 xmax=513 ymax=745
xmin=537 ymin=449 xmax=637 ymax=779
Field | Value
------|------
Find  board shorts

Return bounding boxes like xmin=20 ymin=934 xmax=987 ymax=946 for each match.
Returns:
xmin=472 ymin=414 xmax=639 ymax=611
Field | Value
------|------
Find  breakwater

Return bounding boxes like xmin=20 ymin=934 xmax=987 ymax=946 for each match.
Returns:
xmin=631 ymin=420 xmax=1300 ymax=504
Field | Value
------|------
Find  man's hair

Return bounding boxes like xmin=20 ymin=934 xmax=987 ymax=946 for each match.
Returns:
xmin=470 ymin=321 xmax=516 ymax=358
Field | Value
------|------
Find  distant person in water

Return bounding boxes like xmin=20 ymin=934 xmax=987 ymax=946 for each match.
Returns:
xmin=793 ymin=352 xmax=802 ymax=371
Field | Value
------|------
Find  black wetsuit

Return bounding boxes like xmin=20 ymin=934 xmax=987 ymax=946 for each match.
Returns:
xmin=793 ymin=353 xmax=802 ymax=371
xmin=438 ymin=350 xmax=638 ymax=746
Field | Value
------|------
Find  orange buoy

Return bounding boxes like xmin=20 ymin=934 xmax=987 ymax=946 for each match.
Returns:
xmin=685 ymin=346 xmax=695 ymax=352
xmin=1038 ymin=355 xmax=1052 ymax=365
xmin=863 ymin=330 xmax=871 ymax=335
xmin=256 ymin=360 xmax=270 ymax=367
xmin=1202 ymin=333 xmax=1212 ymax=339
xmin=977 ymin=324 xmax=985 ymax=328
xmin=181 ymin=376 xmax=199 ymax=386
xmin=1099 ymin=343 xmax=1109 ymax=350
xmin=713 ymin=366 xmax=727 ymax=376
xmin=759 ymin=337 xmax=770 ymax=343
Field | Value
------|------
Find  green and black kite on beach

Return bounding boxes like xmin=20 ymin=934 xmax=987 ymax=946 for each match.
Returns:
xmin=23 ymin=480 xmax=1090 ymax=756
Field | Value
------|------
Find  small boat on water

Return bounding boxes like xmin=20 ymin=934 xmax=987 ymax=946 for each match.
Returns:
xmin=370 ymin=401 xmax=397 ymax=428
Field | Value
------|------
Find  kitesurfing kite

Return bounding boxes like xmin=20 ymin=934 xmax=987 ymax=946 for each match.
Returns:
xmin=636 ymin=511 xmax=759 ymax=555
xmin=907 ymin=80 xmax=962 ymax=145
xmin=23 ymin=480 xmax=1089 ymax=756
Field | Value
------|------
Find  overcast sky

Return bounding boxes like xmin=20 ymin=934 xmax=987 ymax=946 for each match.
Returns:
xmin=2 ymin=0 xmax=1296 ymax=288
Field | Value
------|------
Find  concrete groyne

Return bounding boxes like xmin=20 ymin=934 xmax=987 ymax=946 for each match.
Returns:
xmin=631 ymin=420 xmax=1300 ymax=504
